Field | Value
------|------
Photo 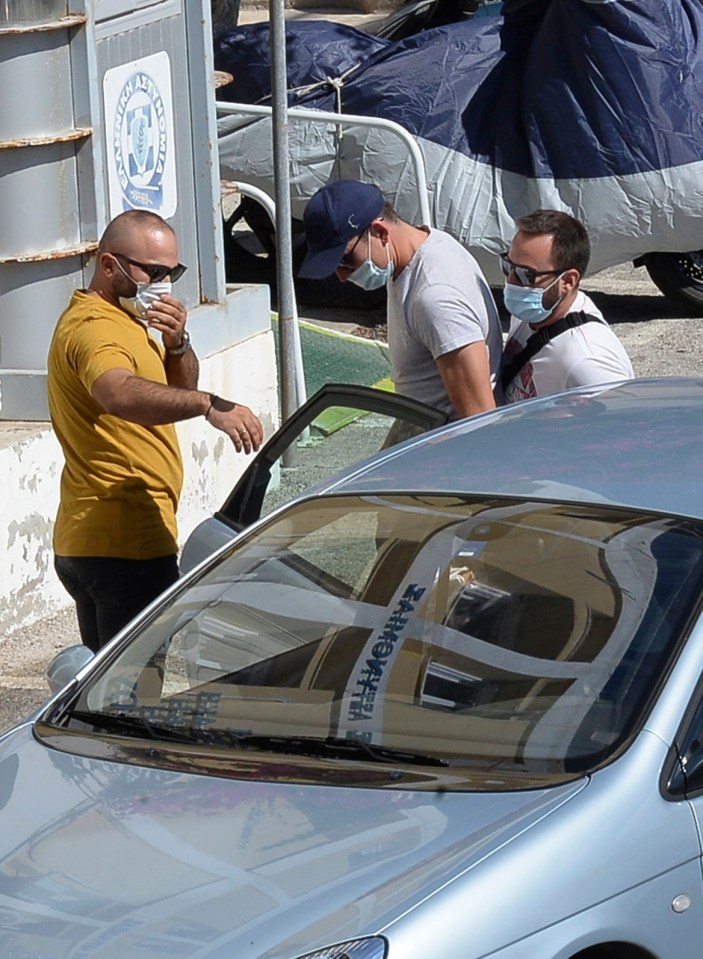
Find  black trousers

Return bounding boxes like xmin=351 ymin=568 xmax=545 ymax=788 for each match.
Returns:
xmin=54 ymin=554 xmax=179 ymax=652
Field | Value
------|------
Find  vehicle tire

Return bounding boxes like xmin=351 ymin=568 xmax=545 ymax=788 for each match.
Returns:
xmin=642 ymin=250 xmax=703 ymax=317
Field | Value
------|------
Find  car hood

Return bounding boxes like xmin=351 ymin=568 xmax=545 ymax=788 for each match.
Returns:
xmin=0 ymin=725 xmax=586 ymax=959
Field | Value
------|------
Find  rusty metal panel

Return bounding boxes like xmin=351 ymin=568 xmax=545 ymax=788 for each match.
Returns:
xmin=0 ymin=139 xmax=83 ymax=257
xmin=0 ymin=1 xmax=68 ymax=21
xmin=0 ymin=257 xmax=83 ymax=369
xmin=0 ymin=20 xmax=83 ymax=140
xmin=0 ymin=9 xmax=90 ymax=404
xmin=0 ymin=0 xmax=241 ymax=421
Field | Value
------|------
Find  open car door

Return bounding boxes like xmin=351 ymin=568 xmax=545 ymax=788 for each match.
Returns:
xmin=181 ymin=383 xmax=447 ymax=573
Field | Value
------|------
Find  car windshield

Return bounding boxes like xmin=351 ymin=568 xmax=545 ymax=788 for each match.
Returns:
xmin=61 ymin=494 xmax=703 ymax=783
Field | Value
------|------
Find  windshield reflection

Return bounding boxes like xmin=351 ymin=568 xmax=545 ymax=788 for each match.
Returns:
xmin=62 ymin=495 xmax=703 ymax=781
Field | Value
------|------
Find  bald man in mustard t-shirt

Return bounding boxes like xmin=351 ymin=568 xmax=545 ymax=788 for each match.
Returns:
xmin=48 ymin=210 xmax=264 ymax=652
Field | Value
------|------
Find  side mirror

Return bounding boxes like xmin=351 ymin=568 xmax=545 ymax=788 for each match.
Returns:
xmin=47 ymin=644 xmax=95 ymax=693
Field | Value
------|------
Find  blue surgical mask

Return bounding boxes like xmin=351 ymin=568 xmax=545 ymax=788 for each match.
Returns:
xmin=348 ymin=235 xmax=393 ymax=290
xmin=503 ymin=273 xmax=564 ymax=325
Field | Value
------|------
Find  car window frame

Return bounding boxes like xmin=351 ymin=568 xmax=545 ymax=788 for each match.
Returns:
xmin=215 ymin=383 xmax=448 ymax=532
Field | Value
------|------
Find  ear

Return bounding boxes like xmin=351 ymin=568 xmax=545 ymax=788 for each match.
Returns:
xmin=561 ymin=268 xmax=580 ymax=293
xmin=99 ymin=251 xmax=117 ymax=276
xmin=370 ymin=219 xmax=390 ymax=244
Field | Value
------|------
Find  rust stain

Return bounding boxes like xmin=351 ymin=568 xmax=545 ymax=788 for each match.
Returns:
xmin=0 ymin=127 xmax=92 ymax=150
xmin=214 ymin=70 xmax=234 ymax=90
xmin=0 ymin=241 xmax=98 ymax=265
xmin=0 ymin=15 xmax=87 ymax=36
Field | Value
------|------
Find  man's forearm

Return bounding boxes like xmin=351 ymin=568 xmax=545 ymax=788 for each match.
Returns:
xmin=92 ymin=366 xmax=264 ymax=453
xmin=96 ymin=371 xmax=210 ymax=425
xmin=165 ymin=346 xmax=199 ymax=390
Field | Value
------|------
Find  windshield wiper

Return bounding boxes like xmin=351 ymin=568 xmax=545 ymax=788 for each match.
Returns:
xmin=65 ymin=712 xmax=447 ymax=766
xmin=66 ymin=709 xmax=204 ymax=745
xmin=232 ymin=734 xmax=449 ymax=767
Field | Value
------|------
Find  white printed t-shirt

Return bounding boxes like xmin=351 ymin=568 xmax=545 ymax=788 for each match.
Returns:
xmin=503 ymin=290 xmax=634 ymax=403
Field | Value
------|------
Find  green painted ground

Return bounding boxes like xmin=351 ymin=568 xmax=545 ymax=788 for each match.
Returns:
xmin=271 ymin=314 xmax=392 ymax=398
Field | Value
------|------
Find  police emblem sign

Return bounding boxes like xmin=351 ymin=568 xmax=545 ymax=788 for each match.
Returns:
xmin=103 ymin=52 xmax=177 ymax=219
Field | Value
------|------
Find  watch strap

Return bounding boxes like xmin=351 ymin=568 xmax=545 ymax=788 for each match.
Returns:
xmin=166 ymin=330 xmax=191 ymax=355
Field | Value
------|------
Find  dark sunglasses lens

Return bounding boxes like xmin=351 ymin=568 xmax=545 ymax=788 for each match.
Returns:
xmin=146 ymin=263 xmax=186 ymax=282
xmin=499 ymin=255 xmax=511 ymax=277
xmin=145 ymin=265 xmax=168 ymax=282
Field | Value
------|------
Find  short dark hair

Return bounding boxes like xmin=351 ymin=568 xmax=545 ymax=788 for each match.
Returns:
xmin=515 ymin=209 xmax=591 ymax=277
xmin=381 ymin=201 xmax=401 ymax=224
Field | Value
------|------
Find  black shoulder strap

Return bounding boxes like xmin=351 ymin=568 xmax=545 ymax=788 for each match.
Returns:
xmin=501 ymin=311 xmax=601 ymax=390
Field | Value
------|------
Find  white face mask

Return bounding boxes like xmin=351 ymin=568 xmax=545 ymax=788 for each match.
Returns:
xmin=119 ymin=281 xmax=172 ymax=321
xmin=348 ymin=235 xmax=394 ymax=290
xmin=113 ymin=254 xmax=171 ymax=321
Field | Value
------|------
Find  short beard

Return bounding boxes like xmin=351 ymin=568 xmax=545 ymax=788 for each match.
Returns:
xmin=542 ymin=277 xmax=564 ymax=314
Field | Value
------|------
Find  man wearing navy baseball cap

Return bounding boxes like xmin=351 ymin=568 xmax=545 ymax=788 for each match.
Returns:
xmin=299 ymin=179 xmax=503 ymax=420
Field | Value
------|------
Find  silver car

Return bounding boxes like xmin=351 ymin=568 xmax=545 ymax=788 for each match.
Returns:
xmin=4 ymin=377 xmax=703 ymax=958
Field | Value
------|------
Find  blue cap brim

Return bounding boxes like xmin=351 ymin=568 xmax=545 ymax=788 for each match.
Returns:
xmin=297 ymin=239 xmax=349 ymax=280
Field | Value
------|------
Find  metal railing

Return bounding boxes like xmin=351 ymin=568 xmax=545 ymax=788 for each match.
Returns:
xmin=216 ymin=102 xmax=432 ymax=225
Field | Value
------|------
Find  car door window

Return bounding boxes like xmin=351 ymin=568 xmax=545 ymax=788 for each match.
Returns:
xmin=218 ymin=384 xmax=447 ymax=530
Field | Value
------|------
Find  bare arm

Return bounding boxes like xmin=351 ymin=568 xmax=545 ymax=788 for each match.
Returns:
xmin=145 ymin=293 xmax=199 ymax=390
xmin=164 ymin=344 xmax=199 ymax=390
xmin=92 ymin=368 xmax=264 ymax=453
xmin=435 ymin=341 xmax=497 ymax=419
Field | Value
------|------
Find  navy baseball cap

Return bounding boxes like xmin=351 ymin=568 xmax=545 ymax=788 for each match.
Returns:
xmin=298 ymin=180 xmax=384 ymax=279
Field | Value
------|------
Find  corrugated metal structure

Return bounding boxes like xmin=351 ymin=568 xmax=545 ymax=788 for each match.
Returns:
xmin=0 ymin=0 xmax=274 ymax=420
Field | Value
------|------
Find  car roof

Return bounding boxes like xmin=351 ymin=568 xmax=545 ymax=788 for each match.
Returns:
xmin=320 ymin=378 xmax=703 ymax=520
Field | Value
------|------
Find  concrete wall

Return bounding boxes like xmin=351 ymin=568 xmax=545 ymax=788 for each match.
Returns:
xmin=0 ymin=283 xmax=279 ymax=639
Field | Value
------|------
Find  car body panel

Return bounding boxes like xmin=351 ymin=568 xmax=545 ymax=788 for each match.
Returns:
xmin=185 ymin=378 xmax=703 ymax=577
xmin=0 ymin=724 xmax=701 ymax=958
xmin=0 ymin=724 xmax=585 ymax=958
xmin=384 ymin=732 xmax=703 ymax=959
xmin=8 ymin=377 xmax=703 ymax=957
xmin=323 ymin=379 xmax=703 ymax=522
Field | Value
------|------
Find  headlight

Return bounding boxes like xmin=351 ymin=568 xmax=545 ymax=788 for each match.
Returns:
xmin=293 ymin=938 xmax=387 ymax=959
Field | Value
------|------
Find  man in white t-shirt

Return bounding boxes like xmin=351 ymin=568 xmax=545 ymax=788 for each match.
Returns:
xmin=299 ymin=179 xmax=503 ymax=420
xmin=501 ymin=209 xmax=634 ymax=403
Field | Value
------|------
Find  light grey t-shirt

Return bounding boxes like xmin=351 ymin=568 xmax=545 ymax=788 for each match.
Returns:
xmin=387 ymin=229 xmax=503 ymax=419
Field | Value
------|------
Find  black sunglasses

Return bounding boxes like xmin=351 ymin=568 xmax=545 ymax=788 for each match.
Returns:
xmin=499 ymin=253 xmax=561 ymax=288
xmin=338 ymin=231 xmax=367 ymax=271
xmin=110 ymin=252 xmax=187 ymax=283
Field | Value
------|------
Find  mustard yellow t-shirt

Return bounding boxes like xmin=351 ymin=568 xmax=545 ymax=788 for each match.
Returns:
xmin=47 ymin=290 xmax=183 ymax=559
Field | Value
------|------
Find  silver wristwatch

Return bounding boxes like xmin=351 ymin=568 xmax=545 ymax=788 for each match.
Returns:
xmin=166 ymin=330 xmax=191 ymax=355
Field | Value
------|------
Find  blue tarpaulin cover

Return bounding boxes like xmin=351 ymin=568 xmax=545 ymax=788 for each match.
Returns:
xmin=216 ymin=0 xmax=703 ymax=275
xmin=215 ymin=21 xmax=390 ymax=105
